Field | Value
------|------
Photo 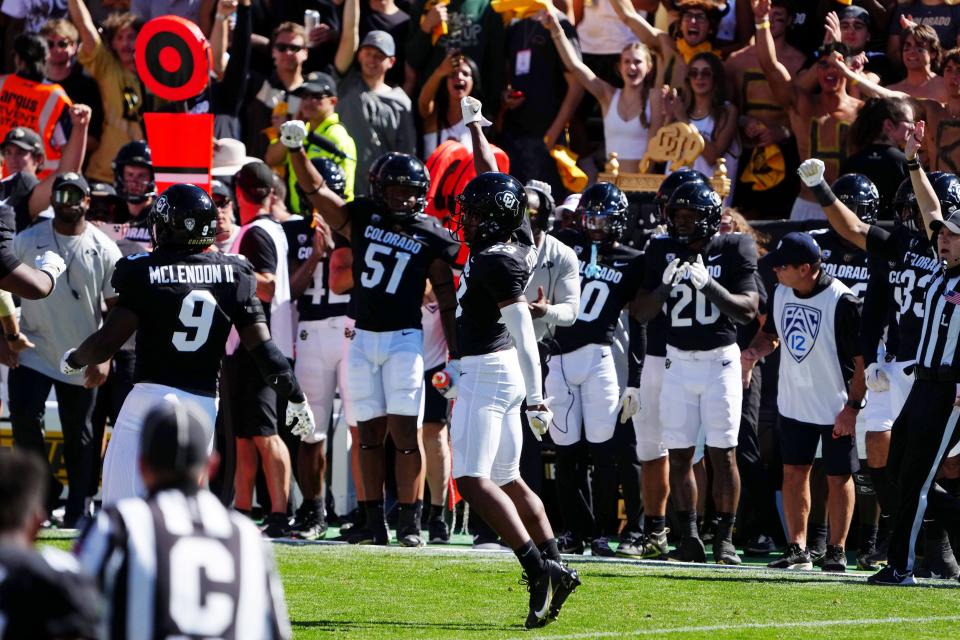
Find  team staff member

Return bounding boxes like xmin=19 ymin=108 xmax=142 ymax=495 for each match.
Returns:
xmin=743 ymin=232 xmax=865 ymax=573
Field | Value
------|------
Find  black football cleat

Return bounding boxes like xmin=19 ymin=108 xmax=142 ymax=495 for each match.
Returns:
xmin=556 ymin=531 xmax=585 ymax=555
xmin=868 ymin=565 xmax=917 ymax=586
xmin=668 ymin=536 xmax=706 ymax=563
xmin=591 ymin=537 xmax=615 ymax=557
xmin=522 ymin=560 xmax=564 ymax=629
xmin=641 ymin=529 xmax=670 ymax=559
xmin=745 ymin=534 xmax=777 ymax=556
xmin=428 ymin=518 xmax=450 ymax=544
xmin=262 ymin=513 xmax=293 ymax=539
xmin=291 ymin=511 xmax=328 ymax=541
xmin=767 ymin=543 xmax=813 ymax=570
xmin=821 ymin=544 xmax=847 ymax=573
xmin=548 ymin=564 xmax=581 ymax=621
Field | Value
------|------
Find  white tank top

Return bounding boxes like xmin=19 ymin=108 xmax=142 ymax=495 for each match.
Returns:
xmin=603 ymin=89 xmax=651 ymax=162
xmin=422 ymin=120 xmax=473 ymax=158
xmin=577 ymin=0 xmax=643 ymax=55
xmin=774 ymin=278 xmax=852 ymax=425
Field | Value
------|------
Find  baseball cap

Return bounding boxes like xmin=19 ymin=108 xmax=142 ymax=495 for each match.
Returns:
xmin=2 ymin=127 xmax=43 ymax=154
xmin=90 ymin=182 xmax=118 ymax=199
xmin=211 ymin=179 xmax=231 ymax=199
xmin=763 ymin=232 xmax=822 ymax=267
xmin=930 ymin=211 xmax=960 ymax=235
xmin=140 ymin=401 xmax=213 ymax=475
xmin=294 ymin=71 xmax=337 ymax=98
xmin=837 ymin=5 xmax=870 ymax=29
xmin=52 ymin=172 xmax=90 ymax=197
xmin=235 ymin=161 xmax=274 ymax=201
xmin=556 ymin=193 xmax=582 ymax=215
xmin=359 ymin=30 xmax=396 ymax=57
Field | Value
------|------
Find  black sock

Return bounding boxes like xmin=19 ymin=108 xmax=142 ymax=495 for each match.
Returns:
xmin=860 ymin=523 xmax=879 ymax=551
xmin=430 ymin=503 xmax=445 ymax=522
xmin=645 ymin=515 xmax=666 ymax=536
xmin=538 ymin=538 xmax=561 ymax=562
xmin=301 ymin=498 xmax=323 ymax=517
xmin=867 ymin=466 xmax=891 ymax=515
xmin=679 ymin=511 xmax=698 ymax=539
xmin=716 ymin=512 xmax=736 ymax=544
xmin=808 ymin=522 xmax=828 ymax=551
xmin=516 ymin=540 xmax=546 ymax=577
xmin=365 ymin=500 xmax=386 ymax=529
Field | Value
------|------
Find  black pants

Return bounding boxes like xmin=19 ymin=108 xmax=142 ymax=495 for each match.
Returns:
xmin=735 ymin=367 xmax=781 ymax=542
xmin=8 ymin=366 xmax=98 ymax=519
xmin=887 ymin=379 xmax=960 ymax=572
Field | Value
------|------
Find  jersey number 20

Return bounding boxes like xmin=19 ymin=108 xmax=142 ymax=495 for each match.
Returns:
xmin=669 ymin=286 xmax=720 ymax=327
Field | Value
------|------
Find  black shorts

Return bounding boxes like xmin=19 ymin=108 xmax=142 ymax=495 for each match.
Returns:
xmin=423 ymin=364 xmax=449 ymax=424
xmin=229 ymin=349 xmax=280 ymax=439
xmin=778 ymin=415 xmax=859 ymax=476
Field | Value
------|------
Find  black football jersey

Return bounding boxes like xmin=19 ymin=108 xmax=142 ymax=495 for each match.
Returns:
xmin=551 ymin=230 xmax=645 ymax=353
xmin=457 ymin=241 xmax=536 ymax=357
xmin=113 ymin=250 xmax=266 ymax=394
xmin=643 ymin=232 xmax=759 ymax=351
xmin=283 ymin=216 xmax=350 ymax=321
xmin=866 ymin=225 xmax=940 ymax=361
xmin=345 ymin=198 xmax=460 ymax=332
xmin=809 ymin=227 xmax=883 ymax=299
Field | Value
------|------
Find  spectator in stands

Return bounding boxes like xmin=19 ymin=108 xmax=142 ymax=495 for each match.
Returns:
xmin=1 ymin=0 xmax=68 ymax=34
xmin=418 ymin=50 xmax=482 ymax=157
xmin=575 ymin=0 xmax=657 ymax=86
xmin=130 ymin=0 xmax=202 ymax=24
xmin=212 ymin=178 xmax=239 ymax=252
xmin=40 ymin=19 xmax=104 ymax=159
xmin=545 ymin=9 xmax=652 ymax=175
xmin=210 ymin=0 xmax=253 ymax=140
xmin=887 ymin=23 xmax=946 ymax=103
xmin=68 ymin=0 xmax=145 ymax=184
xmin=360 ymin=0 xmax=412 ymax=93
xmin=888 ymin=0 xmax=960 ymax=63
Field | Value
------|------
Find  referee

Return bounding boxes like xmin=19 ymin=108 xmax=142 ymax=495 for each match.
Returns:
xmin=799 ymin=121 xmax=960 ymax=585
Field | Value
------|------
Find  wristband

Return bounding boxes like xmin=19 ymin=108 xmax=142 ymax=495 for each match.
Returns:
xmin=5 ymin=332 xmax=19 ymax=342
xmin=809 ymin=181 xmax=837 ymax=207
xmin=755 ymin=20 xmax=770 ymax=30
xmin=907 ymin=156 xmax=921 ymax=171
xmin=846 ymin=398 xmax=866 ymax=411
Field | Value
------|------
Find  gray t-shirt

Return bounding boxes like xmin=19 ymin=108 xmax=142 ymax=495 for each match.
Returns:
xmin=14 ymin=220 xmax=122 ymax=384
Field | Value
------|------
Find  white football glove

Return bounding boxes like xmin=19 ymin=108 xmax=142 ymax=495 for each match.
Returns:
xmin=525 ymin=402 xmax=553 ymax=441
xmin=432 ymin=359 xmax=461 ymax=399
xmin=798 ymin=158 xmax=826 ymax=188
xmin=685 ymin=254 xmax=711 ymax=290
xmin=865 ymin=362 xmax=890 ymax=393
xmin=619 ymin=386 xmax=641 ymax=423
xmin=661 ymin=258 xmax=684 ymax=287
xmin=280 ymin=120 xmax=308 ymax=150
xmin=36 ymin=250 xmax=65 ymax=284
xmin=461 ymin=96 xmax=492 ymax=127
xmin=59 ymin=348 xmax=83 ymax=375
xmin=286 ymin=399 xmax=317 ymax=440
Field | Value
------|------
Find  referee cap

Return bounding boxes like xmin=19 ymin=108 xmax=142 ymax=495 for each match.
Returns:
xmin=931 ymin=211 xmax=960 ymax=235
xmin=763 ymin=231 xmax=821 ymax=267
xmin=140 ymin=401 xmax=212 ymax=473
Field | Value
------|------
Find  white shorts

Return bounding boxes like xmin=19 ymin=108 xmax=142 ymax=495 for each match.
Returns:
xmin=660 ymin=344 xmax=742 ymax=450
xmin=296 ymin=317 xmax=354 ymax=443
xmin=634 ymin=355 xmax=667 ymax=461
xmin=345 ymin=328 xmax=424 ymax=422
xmin=101 ymin=383 xmax=217 ymax=506
xmin=789 ymin=197 xmax=826 ymax=222
xmin=450 ymin=349 xmax=524 ymax=485
xmin=545 ymin=343 xmax=620 ymax=447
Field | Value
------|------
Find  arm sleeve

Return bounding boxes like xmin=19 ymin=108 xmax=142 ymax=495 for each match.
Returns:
xmin=627 ymin=316 xmax=645 ymax=387
xmin=110 ymin=257 xmax=140 ymax=310
xmin=239 ymin=227 xmax=279 ymax=274
xmin=731 ymin=235 xmax=760 ymax=294
xmin=859 ymin=256 xmax=890 ymax=366
xmin=232 ymin=260 xmax=268 ymax=328
xmin=865 ymin=224 xmax=898 ymax=260
xmin=835 ymin=293 xmax=864 ymax=366
xmin=501 ymin=301 xmax=544 ymax=405
xmin=541 ymin=243 xmax=580 ymax=327
xmin=642 ymin=243 xmax=662 ymax=291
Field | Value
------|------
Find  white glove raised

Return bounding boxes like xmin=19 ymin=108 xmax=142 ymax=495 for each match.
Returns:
xmin=865 ymin=362 xmax=890 ymax=393
xmin=661 ymin=258 xmax=684 ymax=287
xmin=36 ymin=251 xmax=65 ymax=284
xmin=286 ymin=399 xmax=317 ymax=440
xmin=619 ymin=386 xmax=641 ymax=423
xmin=431 ymin=359 xmax=461 ymax=399
xmin=685 ymin=254 xmax=711 ymax=290
xmin=525 ymin=401 xmax=553 ymax=441
xmin=798 ymin=158 xmax=826 ymax=188
xmin=60 ymin=348 xmax=83 ymax=375
xmin=461 ymin=96 xmax=493 ymax=127
xmin=280 ymin=120 xmax=308 ymax=150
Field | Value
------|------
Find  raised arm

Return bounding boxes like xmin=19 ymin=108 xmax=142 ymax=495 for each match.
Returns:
xmin=608 ymin=0 xmax=673 ymax=57
xmin=463 ymin=97 xmax=498 ymax=174
xmin=30 ymin=105 xmax=91 ymax=218
xmin=797 ymin=158 xmax=869 ymax=250
xmin=418 ymin=51 xmax=458 ymax=121
xmin=334 ymin=0 xmax=359 ymax=76
xmin=537 ymin=10 xmax=613 ymax=104
xmin=67 ymin=0 xmax=101 ymax=59
xmin=752 ymin=0 xmax=796 ymax=109
xmin=282 ymin=122 xmax=351 ymax=239
xmin=906 ymin=120 xmax=940 ymax=239
xmin=210 ymin=0 xmax=236 ymax=80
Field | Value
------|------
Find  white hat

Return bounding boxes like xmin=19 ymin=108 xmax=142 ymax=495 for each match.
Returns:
xmin=556 ymin=193 xmax=581 ymax=214
xmin=212 ymin=138 xmax=260 ymax=178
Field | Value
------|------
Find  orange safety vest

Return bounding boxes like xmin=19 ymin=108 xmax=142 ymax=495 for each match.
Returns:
xmin=0 ymin=74 xmax=72 ymax=178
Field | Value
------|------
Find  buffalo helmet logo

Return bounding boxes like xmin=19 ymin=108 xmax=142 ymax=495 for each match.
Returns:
xmin=184 ymin=218 xmax=195 ymax=231
xmin=495 ymin=190 xmax=520 ymax=214
xmin=153 ymin=195 xmax=170 ymax=222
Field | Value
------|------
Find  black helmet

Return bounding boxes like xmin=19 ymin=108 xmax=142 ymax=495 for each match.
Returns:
xmin=456 ymin=172 xmax=526 ymax=248
xmin=831 ymin=173 xmax=879 ymax=225
xmin=524 ymin=180 xmax=555 ymax=232
xmin=299 ymin=157 xmax=346 ymax=202
xmin=113 ymin=141 xmax=156 ymax=204
xmin=931 ymin=171 xmax=960 ymax=219
xmin=577 ymin=182 xmax=628 ymax=243
xmin=655 ymin=168 xmax=708 ymax=222
xmin=370 ymin=153 xmax=429 ymax=222
xmin=149 ymin=183 xmax=217 ymax=252
xmin=893 ymin=176 xmax=921 ymax=234
xmin=665 ymin=181 xmax=722 ymax=244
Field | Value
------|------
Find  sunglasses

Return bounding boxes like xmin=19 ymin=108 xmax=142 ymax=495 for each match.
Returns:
xmin=46 ymin=39 xmax=74 ymax=50
xmin=213 ymin=195 xmax=230 ymax=208
xmin=53 ymin=188 xmax=86 ymax=205
xmin=688 ymin=68 xmax=713 ymax=79
xmin=274 ymin=43 xmax=304 ymax=54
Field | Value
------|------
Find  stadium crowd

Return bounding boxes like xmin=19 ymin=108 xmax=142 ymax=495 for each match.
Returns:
xmin=3 ymin=0 xmax=960 ymax=633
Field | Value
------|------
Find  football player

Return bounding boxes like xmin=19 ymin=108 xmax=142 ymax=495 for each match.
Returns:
xmin=451 ymin=171 xmax=578 ymax=628
xmin=634 ymin=180 xmax=760 ymax=565
xmin=282 ymin=121 xmax=460 ymax=547
xmin=112 ymin=141 xmax=156 ymax=250
xmin=284 ymin=158 xmax=352 ymax=540
xmin=546 ymin=182 xmax=644 ymax=556
xmin=60 ymin=183 xmax=316 ymax=505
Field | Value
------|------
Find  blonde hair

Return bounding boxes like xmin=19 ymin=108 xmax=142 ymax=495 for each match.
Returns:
xmin=620 ymin=41 xmax=655 ymax=128
xmin=39 ymin=18 xmax=79 ymax=42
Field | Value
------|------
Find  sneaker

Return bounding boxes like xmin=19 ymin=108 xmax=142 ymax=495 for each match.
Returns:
xmin=337 ymin=507 xmax=363 ymax=533
xmin=915 ymin=552 xmax=960 ymax=579
xmin=767 ymin=543 xmax=813 ymax=570
xmin=345 ymin=520 xmax=390 ymax=545
xmin=548 ymin=564 xmax=581 ymax=621
xmin=809 ymin=545 xmax=827 ymax=567
xmin=262 ymin=514 xmax=293 ymax=539
xmin=713 ymin=540 xmax=742 ymax=565
xmin=556 ymin=531 xmax=585 ymax=555
xmin=291 ymin=512 xmax=328 ymax=541
xmin=821 ymin=544 xmax=847 ymax=572
xmin=700 ymin=517 xmax=718 ymax=544
xmin=668 ymin=536 xmax=706 ymax=563
xmin=867 ymin=565 xmax=917 ymax=586
xmin=590 ymin=537 xmax=615 ymax=557
xmin=615 ymin=532 xmax=646 ymax=558
xmin=641 ymin=529 xmax=670 ymax=560
xmin=522 ymin=560 xmax=564 ymax=629
xmin=745 ymin=534 xmax=777 ymax=556
xmin=428 ymin=518 xmax=450 ymax=544
xmin=398 ymin=530 xmax=425 ymax=547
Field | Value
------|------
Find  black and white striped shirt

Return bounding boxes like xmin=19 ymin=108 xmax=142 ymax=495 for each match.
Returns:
xmin=75 ymin=489 xmax=291 ymax=640
xmin=915 ymin=266 xmax=960 ymax=372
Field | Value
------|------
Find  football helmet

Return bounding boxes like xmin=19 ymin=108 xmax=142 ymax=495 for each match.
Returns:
xmin=113 ymin=141 xmax=156 ymax=204
xmin=665 ymin=181 xmax=722 ymax=244
xmin=655 ymin=168 xmax=708 ymax=223
xmin=832 ymin=173 xmax=879 ymax=225
xmin=370 ymin=153 xmax=429 ymax=222
xmin=456 ymin=172 xmax=526 ymax=248
xmin=931 ymin=171 xmax=960 ymax=219
xmin=299 ymin=156 xmax=346 ymax=202
xmin=577 ymin=182 xmax=628 ymax=244
xmin=893 ymin=176 xmax=921 ymax=234
xmin=149 ymin=183 xmax=216 ymax=252
xmin=524 ymin=181 xmax=556 ymax=232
